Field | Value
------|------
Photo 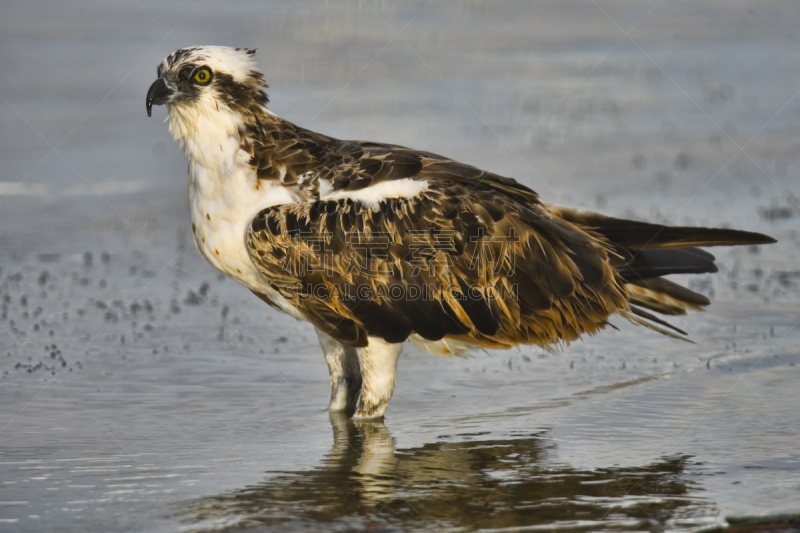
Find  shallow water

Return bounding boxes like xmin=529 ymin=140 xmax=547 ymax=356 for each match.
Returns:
xmin=2 ymin=1 xmax=800 ymax=531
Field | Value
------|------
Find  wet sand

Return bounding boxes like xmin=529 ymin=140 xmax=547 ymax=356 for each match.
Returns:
xmin=2 ymin=1 xmax=800 ymax=531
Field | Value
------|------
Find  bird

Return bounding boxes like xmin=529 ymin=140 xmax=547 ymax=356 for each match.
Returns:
xmin=146 ymin=46 xmax=775 ymax=419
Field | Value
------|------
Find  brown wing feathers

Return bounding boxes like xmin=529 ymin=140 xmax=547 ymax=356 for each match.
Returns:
xmin=246 ymin=180 xmax=627 ymax=349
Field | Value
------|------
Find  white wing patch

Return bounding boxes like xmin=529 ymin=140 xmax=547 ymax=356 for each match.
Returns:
xmin=320 ymin=178 xmax=429 ymax=208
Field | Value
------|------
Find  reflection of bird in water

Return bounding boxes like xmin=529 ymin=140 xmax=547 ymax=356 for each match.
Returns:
xmin=147 ymin=46 xmax=776 ymax=420
xmin=330 ymin=415 xmax=398 ymax=505
xmin=178 ymin=417 xmax=709 ymax=531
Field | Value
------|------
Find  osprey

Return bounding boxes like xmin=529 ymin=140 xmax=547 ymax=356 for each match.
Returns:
xmin=146 ymin=46 xmax=774 ymax=419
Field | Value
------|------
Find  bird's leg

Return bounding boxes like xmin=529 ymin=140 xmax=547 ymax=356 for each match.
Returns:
xmin=316 ymin=330 xmax=362 ymax=414
xmin=354 ymin=337 xmax=403 ymax=419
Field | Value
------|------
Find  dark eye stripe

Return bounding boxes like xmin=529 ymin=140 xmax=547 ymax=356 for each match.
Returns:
xmin=179 ymin=66 xmax=195 ymax=81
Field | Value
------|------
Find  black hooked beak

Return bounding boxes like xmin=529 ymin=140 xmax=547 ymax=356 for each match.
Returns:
xmin=146 ymin=78 xmax=173 ymax=117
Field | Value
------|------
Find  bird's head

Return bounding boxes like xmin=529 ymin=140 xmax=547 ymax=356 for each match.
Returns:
xmin=146 ymin=46 xmax=269 ymax=124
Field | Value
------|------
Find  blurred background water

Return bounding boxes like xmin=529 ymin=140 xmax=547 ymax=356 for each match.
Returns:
xmin=1 ymin=1 xmax=800 ymax=531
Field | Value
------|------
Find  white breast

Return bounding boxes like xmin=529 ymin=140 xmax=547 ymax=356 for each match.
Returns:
xmin=171 ymin=104 xmax=305 ymax=320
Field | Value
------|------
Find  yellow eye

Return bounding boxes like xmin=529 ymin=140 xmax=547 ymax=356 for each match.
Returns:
xmin=194 ymin=68 xmax=211 ymax=84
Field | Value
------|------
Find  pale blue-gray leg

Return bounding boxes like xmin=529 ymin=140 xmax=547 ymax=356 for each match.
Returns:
xmin=316 ymin=330 xmax=361 ymax=414
xmin=354 ymin=337 xmax=402 ymax=419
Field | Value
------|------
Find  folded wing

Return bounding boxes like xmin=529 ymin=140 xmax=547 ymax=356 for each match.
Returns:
xmin=245 ymin=171 xmax=628 ymax=350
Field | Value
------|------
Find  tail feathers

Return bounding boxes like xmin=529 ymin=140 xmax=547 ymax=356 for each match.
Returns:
xmin=549 ymin=206 xmax=776 ymax=341
xmin=617 ymin=247 xmax=718 ymax=281
xmin=551 ymin=206 xmax=776 ymax=250
xmin=620 ymin=277 xmax=714 ymax=340
xmin=619 ymin=308 xmax=694 ymax=343
xmin=629 ymin=277 xmax=710 ymax=311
